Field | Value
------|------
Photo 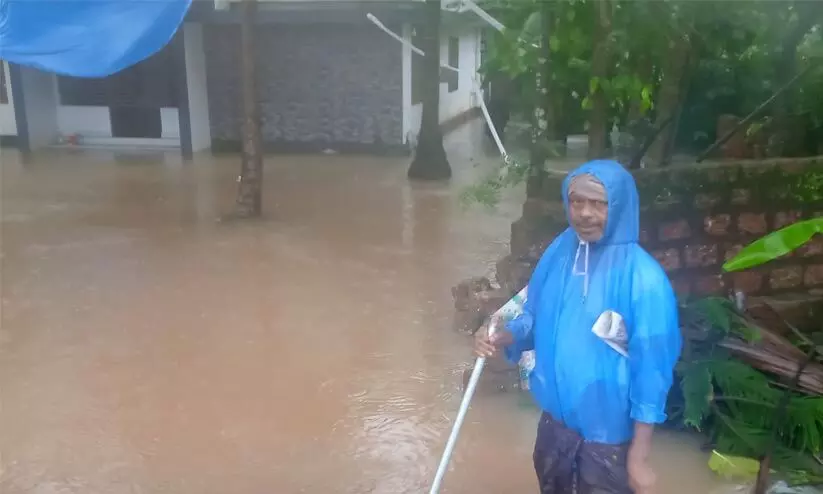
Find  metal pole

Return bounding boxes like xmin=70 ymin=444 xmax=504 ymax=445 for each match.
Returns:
xmin=429 ymin=356 xmax=487 ymax=494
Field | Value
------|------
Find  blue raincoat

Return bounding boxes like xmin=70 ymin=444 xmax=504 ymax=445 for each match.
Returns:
xmin=0 ymin=0 xmax=191 ymax=77
xmin=504 ymin=160 xmax=682 ymax=445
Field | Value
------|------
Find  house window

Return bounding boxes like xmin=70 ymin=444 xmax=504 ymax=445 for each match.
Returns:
xmin=57 ymin=42 xmax=178 ymax=108
xmin=447 ymin=36 xmax=459 ymax=93
xmin=0 ymin=63 xmax=8 ymax=104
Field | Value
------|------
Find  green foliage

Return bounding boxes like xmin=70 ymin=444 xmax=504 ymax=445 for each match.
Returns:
xmin=458 ymin=157 xmax=531 ymax=208
xmin=674 ymin=298 xmax=823 ymax=483
xmin=679 ymin=361 xmax=713 ymax=429
xmin=723 ymin=218 xmax=823 ymax=272
xmin=477 ymin=0 xmax=823 ymax=164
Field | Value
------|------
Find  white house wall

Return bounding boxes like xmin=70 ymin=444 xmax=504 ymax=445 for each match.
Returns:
xmin=55 ymin=106 xmax=179 ymax=140
xmin=57 ymin=106 xmax=112 ymax=137
xmin=403 ymin=24 xmax=482 ymax=145
xmin=0 ymin=62 xmax=17 ymax=136
xmin=160 ymin=108 xmax=180 ymax=139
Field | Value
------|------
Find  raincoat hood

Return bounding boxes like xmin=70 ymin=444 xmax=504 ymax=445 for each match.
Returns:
xmin=562 ymin=160 xmax=640 ymax=246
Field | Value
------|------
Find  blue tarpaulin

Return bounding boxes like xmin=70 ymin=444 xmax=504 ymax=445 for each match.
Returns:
xmin=0 ymin=0 xmax=192 ymax=77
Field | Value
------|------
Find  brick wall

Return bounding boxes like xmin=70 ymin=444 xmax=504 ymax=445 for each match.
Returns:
xmin=497 ymin=158 xmax=823 ymax=301
xmin=203 ymin=23 xmax=404 ymax=153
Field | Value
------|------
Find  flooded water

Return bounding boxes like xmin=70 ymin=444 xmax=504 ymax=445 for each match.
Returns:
xmin=1 ymin=135 xmax=733 ymax=493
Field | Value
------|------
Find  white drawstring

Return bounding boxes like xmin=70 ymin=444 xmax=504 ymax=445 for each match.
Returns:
xmin=572 ymin=240 xmax=590 ymax=299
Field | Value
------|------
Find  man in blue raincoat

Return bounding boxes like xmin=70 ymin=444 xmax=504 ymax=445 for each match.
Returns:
xmin=475 ymin=160 xmax=682 ymax=494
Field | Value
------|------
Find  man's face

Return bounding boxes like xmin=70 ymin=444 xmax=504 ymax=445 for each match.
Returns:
xmin=568 ymin=176 xmax=608 ymax=243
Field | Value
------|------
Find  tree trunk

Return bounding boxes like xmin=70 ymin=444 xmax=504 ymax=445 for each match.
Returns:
xmin=408 ymin=0 xmax=451 ymax=181
xmin=234 ymin=0 xmax=264 ymax=217
xmin=645 ymin=32 xmax=692 ymax=167
xmin=527 ymin=2 xmax=556 ymax=195
xmin=587 ymin=0 xmax=613 ymax=160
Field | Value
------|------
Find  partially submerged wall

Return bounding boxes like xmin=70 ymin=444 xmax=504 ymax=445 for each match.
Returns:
xmin=454 ymin=157 xmax=823 ymax=334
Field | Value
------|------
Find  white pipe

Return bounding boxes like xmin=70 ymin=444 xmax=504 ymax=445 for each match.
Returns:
xmin=429 ymin=320 xmax=499 ymax=494
xmin=429 ymin=355 xmax=487 ymax=494
xmin=460 ymin=0 xmax=540 ymax=49
xmin=366 ymin=13 xmax=459 ymax=73
xmin=460 ymin=0 xmax=505 ymax=33
xmin=473 ymin=81 xmax=509 ymax=162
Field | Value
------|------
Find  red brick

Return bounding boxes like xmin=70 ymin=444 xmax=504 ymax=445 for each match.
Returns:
xmin=805 ymin=265 xmax=823 ymax=286
xmin=652 ymin=249 xmax=682 ymax=272
xmin=738 ymin=213 xmax=768 ymax=235
xmin=770 ymin=266 xmax=803 ymax=290
xmin=732 ymin=271 xmax=764 ymax=294
xmin=659 ymin=220 xmax=692 ymax=242
xmin=671 ymin=278 xmax=692 ymax=297
xmin=798 ymin=236 xmax=823 ymax=257
xmin=695 ymin=275 xmax=725 ymax=295
xmin=685 ymin=244 xmax=719 ymax=268
xmin=695 ymin=193 xmax=721 ymax=209
xmin=704 ymin=214 xmax=732 ymax=236
xmin=774 ymin=211 xmax=802 ymax=230
xmin=731 ymin=188 xmax=751 ymax=205
xmin=724 ymin=243 xmax=744 ymax=262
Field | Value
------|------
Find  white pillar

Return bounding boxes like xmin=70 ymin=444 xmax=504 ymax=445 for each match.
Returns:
xmin=0 ymin=62 xmax=18 ymax=136
xmin=17 ymin=66 xmax=59 ymax=149
xmin=401 ymin=23 xmax=413 ymax=146
xmin=184 ymin=23 xmax=211 ymax=152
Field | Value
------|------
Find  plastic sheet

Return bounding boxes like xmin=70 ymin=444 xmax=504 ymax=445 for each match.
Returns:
xmin=504 ymin=160 xmax=683 ymax=445
xmin=0 ymin=0 xmax=191 ymax=77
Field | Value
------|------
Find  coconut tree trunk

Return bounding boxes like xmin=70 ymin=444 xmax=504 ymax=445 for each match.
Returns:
xmin=645 ymin=32 xmax=692 ymax=167
xmin=587 ymin=0 xmax=613 ymax=160
xmin=526 ymin=2 xmax=556 ymax=196
xmin=235 ymin=0 xmax=263 ymax=217
xmin=408 ymin=0 xmax=451 ymax=181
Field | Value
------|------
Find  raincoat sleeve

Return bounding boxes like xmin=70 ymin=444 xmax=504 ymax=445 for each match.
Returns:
xmin=502 ymin=239 xmax=557 ymax=364
xmin=628 ymin=260 xmax=682 ymax=424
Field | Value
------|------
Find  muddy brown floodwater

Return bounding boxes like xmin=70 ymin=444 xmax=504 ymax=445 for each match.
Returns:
xmin=1 ymin=138 xmax=734 ymax=493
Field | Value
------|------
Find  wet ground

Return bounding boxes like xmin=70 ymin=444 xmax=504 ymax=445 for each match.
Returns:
xmin=1 ymin=132 xmax=733 ymax=493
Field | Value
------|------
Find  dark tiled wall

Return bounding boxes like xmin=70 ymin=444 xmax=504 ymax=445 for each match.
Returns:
xmin=203 ymin=24 xmax=403 ymax=149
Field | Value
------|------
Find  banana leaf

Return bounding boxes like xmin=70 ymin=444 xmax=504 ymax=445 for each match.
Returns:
xmin=723 ymin=218 xmax=823 ymax=272
xmin=708 ymin=450 xmax=765 ymax=481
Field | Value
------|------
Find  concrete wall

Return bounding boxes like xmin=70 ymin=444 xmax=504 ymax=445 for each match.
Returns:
xmin=0 ymin=62 xmax=17 ymax=136
xmin=204 ymin=23 xmax=403 ymax=151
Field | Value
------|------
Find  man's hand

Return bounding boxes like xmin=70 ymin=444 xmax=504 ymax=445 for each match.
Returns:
xmin=627 ymin=450 xmax=656 ymax=494
xmin=473 ymin=318 xmax=514 ymax=358
xmin=628 ymin=422 xmax=656 ymax=494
